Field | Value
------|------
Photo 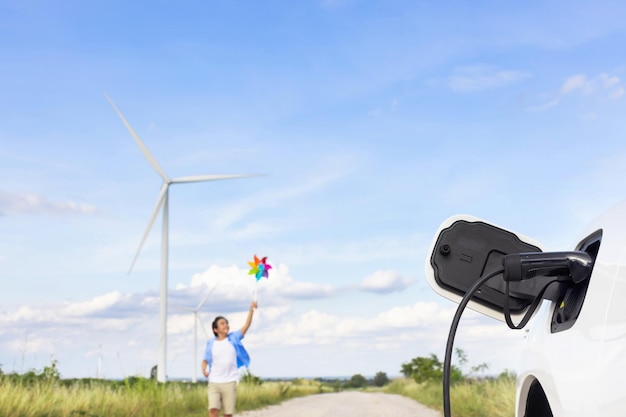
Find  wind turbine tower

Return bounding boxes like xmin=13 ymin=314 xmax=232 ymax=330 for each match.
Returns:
xmin=172 ymin=286 xmax=215 ymax=383
xmin=106 ymin=95 xmax=255 ymax=382
xmin=97 ymin=344 xmax=103 ymax=379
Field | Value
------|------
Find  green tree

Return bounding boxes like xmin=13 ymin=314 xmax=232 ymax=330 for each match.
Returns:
xmin=41 ymin=359 xmax=61 ymax=382
xmin=401 ymin=354 xmax=443 ymax=383
xmin=372 ymin=371 xmax=389 ymax=387
xmin=346 ymin=373 xmax=367 ymax=388
xmin=401 ymin=353 xmax=464 ymax=383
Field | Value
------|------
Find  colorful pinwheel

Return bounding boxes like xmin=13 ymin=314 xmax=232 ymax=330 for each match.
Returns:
xmin=248 ymin=255 xmax=272 ymax=281
xmin=248 ymin=255 xmax=271 ymax=302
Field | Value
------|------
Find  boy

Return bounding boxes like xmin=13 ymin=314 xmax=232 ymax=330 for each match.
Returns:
xmin=201 ymin=301 xmax=257 ymax=417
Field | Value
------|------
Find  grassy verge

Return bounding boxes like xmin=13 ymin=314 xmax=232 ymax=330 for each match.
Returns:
xmin=0 ymin=370 xmax=516 ymax=417
xmin=0 ymin=377 xmax=329 ymax=417
xmin=381 ymin=377 xmax=516 ymax=417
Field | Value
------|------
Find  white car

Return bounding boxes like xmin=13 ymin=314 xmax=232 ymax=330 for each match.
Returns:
xmin=424 ymin=200 xmax=626 ymax=417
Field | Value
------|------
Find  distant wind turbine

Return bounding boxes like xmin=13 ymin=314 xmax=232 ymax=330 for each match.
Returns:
xmin=172 ymin=285 xmax=216 ymax=383
xmin=106 ymin=94 xmax=256 ymax=382
xmin=97 ymin=344 xmax=103 ymax=379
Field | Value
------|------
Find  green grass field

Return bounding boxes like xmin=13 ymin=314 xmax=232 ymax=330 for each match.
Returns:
xmin=0 ymin=376 xmax=328 ymax=417
xmin=1 ymin=373 xmax=515 ymax=417
xmin=380 ymin=377 xmax=516 ymax=417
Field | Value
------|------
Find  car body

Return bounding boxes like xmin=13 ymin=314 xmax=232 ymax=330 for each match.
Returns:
xmin=424 ymin=200 xmax=626 ymax=417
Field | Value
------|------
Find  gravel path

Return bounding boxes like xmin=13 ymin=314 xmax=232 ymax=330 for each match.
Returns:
xmin=238 ymin=391 xmax=442 ymax=417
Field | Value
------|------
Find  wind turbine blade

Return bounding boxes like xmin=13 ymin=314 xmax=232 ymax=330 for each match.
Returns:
xmin=198 ymin=315 xmax=209 ymax=339
xmin=172 ymin=174 xmax=263 ymax=184
xmin=104 ymin=93 xmax=171 ymax=183
xmin=195 ymin=284 xmax=218 ymax=311
xmin=128 ymin=183 xmax=168 ymax=274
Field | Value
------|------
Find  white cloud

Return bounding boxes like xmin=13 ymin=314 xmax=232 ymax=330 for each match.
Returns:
xmin=358 ymin=270 xmax=415 ymax=294
xmin=529 ymin=72 xmax=624 ymax=111
xmin=92 ymin=318 xmax=137 ymax=332
xmin=560 ymin=74 xmax=592 ymax=94
xmin=61 ymin=292 xmax=124 ymax=317
xmin=0 ymin=191 xmax=97 ymax=216
xmin=600 ymin=73 xmax=620 ymax=88
xmin=248 ymin=301 xmax=456 ymax=350
xmin=448 ymin=64 xmax=530 ymax=93
xmin=0 ymin=263 xmax=523 ymax=379
xmin=567 ymin=73 xmax=624 ymax=97
xmin=372 ymin=303 xmax=449 ymax=329
xmin=167 ymin=313 xmax=197 ymax=336
xmin=6 ymin=335 xmax=54 ymax=355
xmin=6 ymin=305 xmax=48 ymax=323
xmin=189 ymin=264 xmax=336 ymax=304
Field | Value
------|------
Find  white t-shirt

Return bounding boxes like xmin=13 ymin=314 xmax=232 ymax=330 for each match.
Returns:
xmin=209 ymin=338 xmax=239 ymax=383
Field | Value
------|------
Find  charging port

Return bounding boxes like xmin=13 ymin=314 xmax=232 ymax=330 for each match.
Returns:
xmin=550 ymin=230 xmax=602 ymax=333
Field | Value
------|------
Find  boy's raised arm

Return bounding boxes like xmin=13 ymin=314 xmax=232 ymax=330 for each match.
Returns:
xmin=241 ymin=301 xmax=257 ymax=335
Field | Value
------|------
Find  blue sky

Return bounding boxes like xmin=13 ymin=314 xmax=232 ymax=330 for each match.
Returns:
xmin=1 ymin=0 xmax=626 ymax=379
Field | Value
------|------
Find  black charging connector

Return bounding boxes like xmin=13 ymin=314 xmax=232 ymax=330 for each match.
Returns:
xmin=502 ymin=251 xmax=593 ymax=283
xmin=442 ymin=251 xmax=594 ymax=417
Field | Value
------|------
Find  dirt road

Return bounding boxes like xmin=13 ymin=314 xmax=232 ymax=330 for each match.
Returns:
xmin=239 ymin=391 xmax=442 ymax=417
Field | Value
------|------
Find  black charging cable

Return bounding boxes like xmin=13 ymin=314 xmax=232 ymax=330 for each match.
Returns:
xmin=442 ymin=251 xmax=593 ymax=417
xmin=502 ymin=279 xmax=555 ymax=330
xmin=443 ymin=274 xmax=557 ymax=417
xmin=443 ymin=268 xmax=504 ymax=417
xmin=442 ymin=269 xmax=557 ymax=417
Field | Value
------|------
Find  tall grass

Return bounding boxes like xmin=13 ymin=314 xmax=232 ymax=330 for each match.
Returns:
xmin=0 ymin=369 xmax=515 ymax=417
xmin=0 ymin=377 xmax=328 ymax=417
xmin=0 ymin=378 xmax=204 ymax=417
xmin=382 ymin=377 xmax=516 ymax=417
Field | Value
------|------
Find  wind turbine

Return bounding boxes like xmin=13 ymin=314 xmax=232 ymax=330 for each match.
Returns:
xmin=97 ymin=344 xmax=103 ymax=379
xmin=171 ymin=285 xmax=216 ymax=383
xmin=106 ymin=94 xmax=255 ymax=382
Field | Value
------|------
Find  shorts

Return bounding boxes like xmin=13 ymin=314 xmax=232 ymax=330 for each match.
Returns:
xmin=208 ymin=381 xmax=237 ymax=414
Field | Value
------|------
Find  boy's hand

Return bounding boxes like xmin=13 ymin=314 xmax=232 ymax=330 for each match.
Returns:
xmin=251 ymin=301 xmax=258 ymax=310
